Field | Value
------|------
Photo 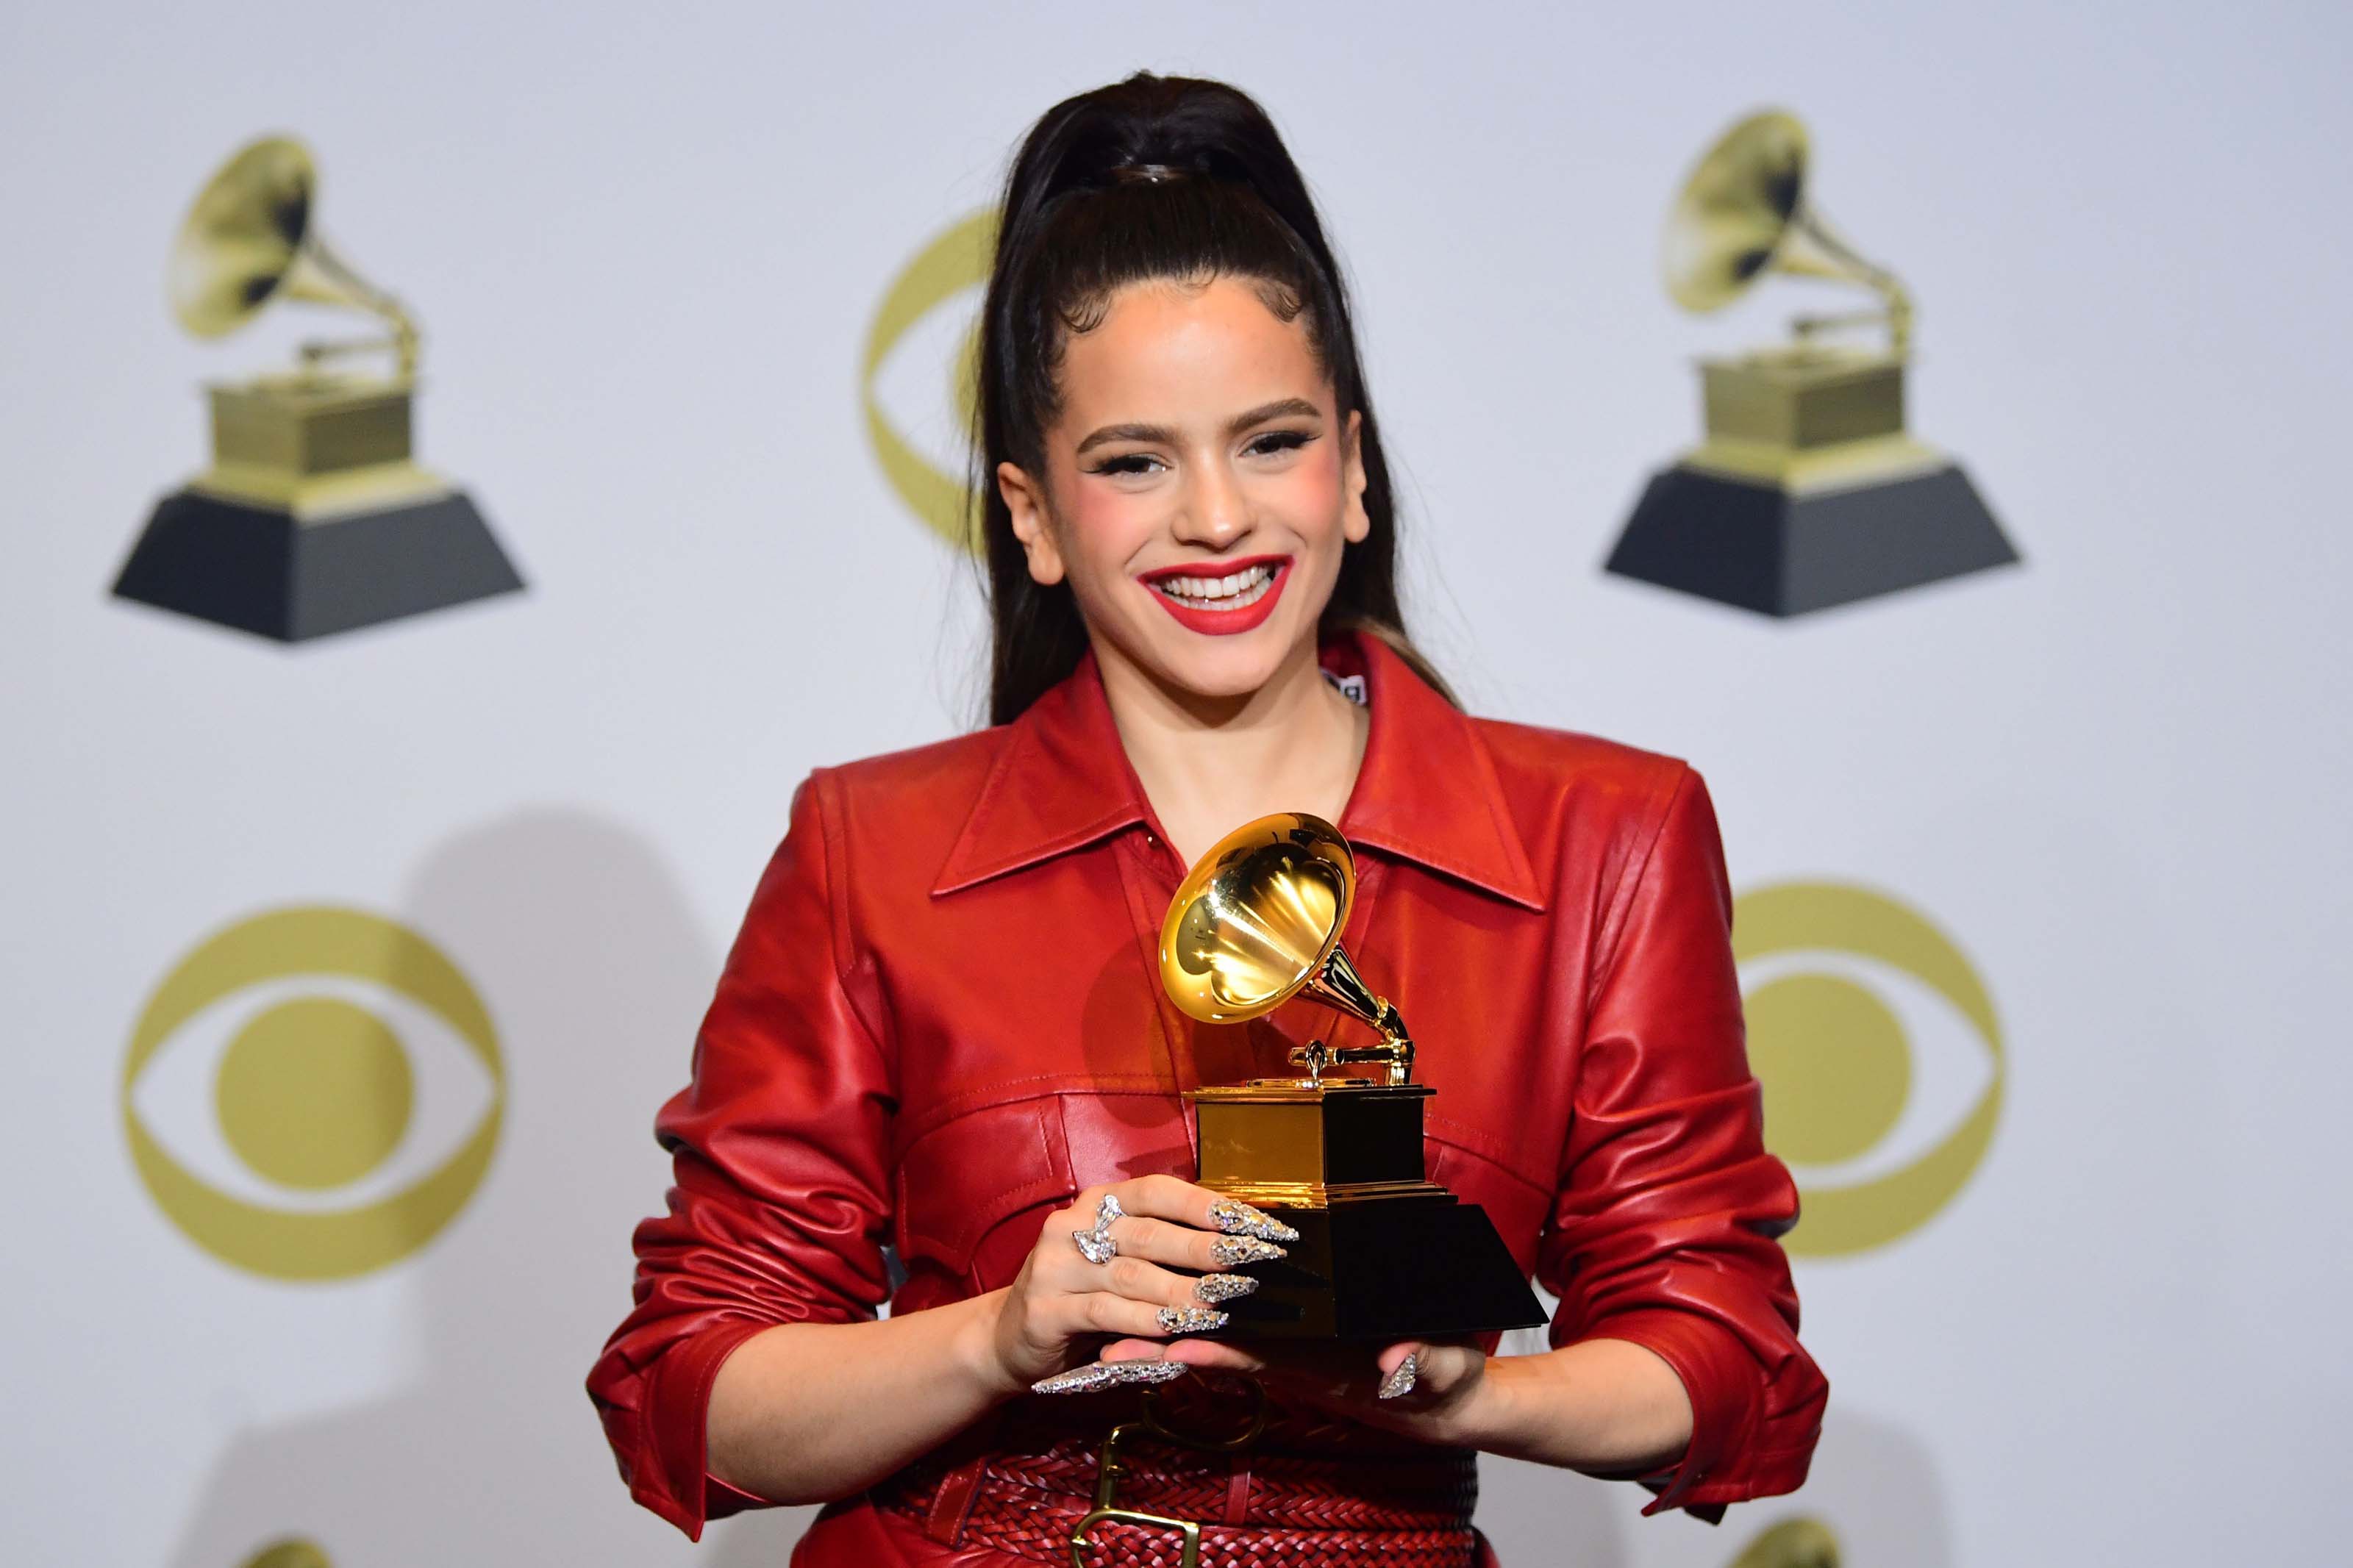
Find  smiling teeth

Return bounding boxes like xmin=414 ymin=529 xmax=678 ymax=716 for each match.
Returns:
xmin=1153 ymin=563 xmax=1277 ymax=609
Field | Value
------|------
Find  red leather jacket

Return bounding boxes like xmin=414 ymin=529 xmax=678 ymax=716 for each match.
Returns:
xmin=588 ymin=629 xmax=1825 ymax=1550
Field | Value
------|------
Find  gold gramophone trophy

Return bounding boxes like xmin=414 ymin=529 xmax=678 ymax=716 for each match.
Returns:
xmin=1159 ymin=814 xmax=1543 ymax=1340
xmin=1604 ymin=109 xmax=2017 ymax=617
xmin=113 ymin=134 xmax=521 ymax=642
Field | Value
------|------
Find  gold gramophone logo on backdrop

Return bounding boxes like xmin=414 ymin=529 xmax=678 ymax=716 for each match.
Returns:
xmin=111 ymin=135 xmax=524 ymax=642
xmin=121 ymin=907 xmax=505 ymax=1281
xmin=1735 ymin=881 xmax=2002 ymax=1256
xmin=862 ymin=210 xmax=993 ymax=551
xmin=1605 ymin=110 xmax=2020 ymax=616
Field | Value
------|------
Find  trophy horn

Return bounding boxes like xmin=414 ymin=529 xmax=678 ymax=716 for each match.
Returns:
xmin=168 ymin=134 xmax=419 ymax=377
xmin=1663 ymin=108 xmax=1914 ymax=356
xmin=1157 ymin=814 xmax=1415 ymax=1085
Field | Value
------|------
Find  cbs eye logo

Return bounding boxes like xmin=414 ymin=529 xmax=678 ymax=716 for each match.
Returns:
xmin=1734 ymin=881 xmax=2002 ymax=1256
xmin=863 ymin=210 xmax=993 ymax=551
xmin=121 ymin=907 xmax=504 ymax=1281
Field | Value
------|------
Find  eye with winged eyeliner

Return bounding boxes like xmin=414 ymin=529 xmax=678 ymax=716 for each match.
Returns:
xmin=1074 ymin=396 xmax=1326 ymax=458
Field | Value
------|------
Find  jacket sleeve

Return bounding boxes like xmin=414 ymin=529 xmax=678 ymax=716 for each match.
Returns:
xmin=1534 ymin=765 xmax=1827 ymax=1519
xmin=585 ymin=771 xmax=897 ymax=1539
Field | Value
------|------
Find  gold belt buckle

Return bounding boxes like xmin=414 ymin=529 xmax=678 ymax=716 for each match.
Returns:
xmin=1067 ymin=1379 xmax=1268 ymax=1568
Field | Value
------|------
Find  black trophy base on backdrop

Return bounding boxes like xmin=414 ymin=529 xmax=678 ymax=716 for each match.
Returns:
xmin=1606 ymin=460 xmax=2019 ymax=617
xmin=113 ymin=487 xmax=524 ymax=642
xmin=1209 ymin=1195 xmax=1546 ymax=1342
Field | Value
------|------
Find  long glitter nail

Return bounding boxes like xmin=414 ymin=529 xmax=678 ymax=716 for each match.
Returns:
xmin=1157 ymin=1305 xmax=1229 ymax=1334
xmin=1376 ymin=1353 xmax=1420 ymax=1400
xmin=1207 ymin=1198 xmax=1300 ymax=1243
xmin=1193 ymin=1273 xmax=1260 ymax=1304
xmin=1032 ymin=1358 xmax=1190 ymax=1395
xmin=1210 ymin=1236 xmax=1287 ymax=1267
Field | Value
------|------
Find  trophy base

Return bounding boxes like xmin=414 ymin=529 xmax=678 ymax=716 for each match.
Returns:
xmin=1210 ymin=1192 xmax=1546 ymax=1342
xmin=1604 ymin=457 xmax=2018 ymax=617
xmin=113 ymin=486 xmax=524 ymax=642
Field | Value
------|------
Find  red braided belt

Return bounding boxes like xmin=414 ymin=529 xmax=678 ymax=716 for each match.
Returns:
xmin=873 ymin=1425 xmax=1480 ymax=1568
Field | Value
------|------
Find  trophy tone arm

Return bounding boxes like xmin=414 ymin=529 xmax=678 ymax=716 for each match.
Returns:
xmin=1286 ymin=1000 xmax=1415 ymax=1086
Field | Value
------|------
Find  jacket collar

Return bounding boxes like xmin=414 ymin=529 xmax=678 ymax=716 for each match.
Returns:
xmin=930 ymin=629 xmax=1545 ymax=911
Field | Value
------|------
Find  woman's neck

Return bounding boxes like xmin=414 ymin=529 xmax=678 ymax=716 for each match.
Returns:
xmin=1094 ymin=631 xmax=1371 ymax=871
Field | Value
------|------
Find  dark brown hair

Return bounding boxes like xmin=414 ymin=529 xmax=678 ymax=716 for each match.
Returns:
xmin=971 ymin=71 xmax=1452 ymax=725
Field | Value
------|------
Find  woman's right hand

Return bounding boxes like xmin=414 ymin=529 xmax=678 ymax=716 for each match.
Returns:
xmin=976 ymin=1173 xmax=1296 ymax=1394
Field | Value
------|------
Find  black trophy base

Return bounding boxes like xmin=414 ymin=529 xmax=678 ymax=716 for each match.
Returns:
xmin=1604 ymin=460 xmax=2019 ymax=617
xmin=1209 ymin=1194 xmax=1546 ymax=1342
xmin=113 ymin=487 xmax=524 ymax=642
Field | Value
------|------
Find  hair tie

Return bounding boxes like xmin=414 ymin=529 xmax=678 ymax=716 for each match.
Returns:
xmin=1110 ymin=162 xmax=1187 ymax=185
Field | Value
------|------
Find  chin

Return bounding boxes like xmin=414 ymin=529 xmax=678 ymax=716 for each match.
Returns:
xmin=1136 ymin=624 xmax=1299 ymax=702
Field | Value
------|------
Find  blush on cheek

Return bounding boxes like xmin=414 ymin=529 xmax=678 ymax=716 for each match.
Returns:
xmin=1062 ymin=486 xmax=1129 ymax=539
xmin=1281 ymin=446 xmax=1343 ymax=520
xmin=1054 ymin=471 xmax=1160 ymax=582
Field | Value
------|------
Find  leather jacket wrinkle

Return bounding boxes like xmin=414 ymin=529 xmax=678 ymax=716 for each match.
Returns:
xmin=585 ymin=630 xmax=1827 ymax=1556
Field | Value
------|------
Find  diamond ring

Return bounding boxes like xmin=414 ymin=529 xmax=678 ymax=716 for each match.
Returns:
xmin=1071 ymin=1192 xmax=1125 ymax=1264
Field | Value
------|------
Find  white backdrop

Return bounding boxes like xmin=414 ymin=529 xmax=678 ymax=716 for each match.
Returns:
xmin=6 ymin=3 xmax=2349 ymax=1564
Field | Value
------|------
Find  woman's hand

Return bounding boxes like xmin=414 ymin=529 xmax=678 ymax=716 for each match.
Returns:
xmin=1123 ymin=1334 xmax=1696 ymax=1478
xmin=976 ymin=1174 xmax=1297 ymax=1394
xmin=1118 ymin=1334 xmax=1492 ymax=1445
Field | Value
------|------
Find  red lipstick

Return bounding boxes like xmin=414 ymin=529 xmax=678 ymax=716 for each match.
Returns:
xmin=1135 ymin=554 xmax=1292 ymax=637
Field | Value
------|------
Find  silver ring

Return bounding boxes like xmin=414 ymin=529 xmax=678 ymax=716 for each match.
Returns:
xmin=1071 ymin=1192 xmax=1124 ymax=1264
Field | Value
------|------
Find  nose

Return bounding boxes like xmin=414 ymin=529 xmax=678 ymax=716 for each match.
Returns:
xmin=1172 ymin=455 xmax=1251 ymax=551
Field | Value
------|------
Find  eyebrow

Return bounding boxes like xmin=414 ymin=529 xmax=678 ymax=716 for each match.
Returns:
xmin=1073 ymin=397 xmax=1324 ymax=457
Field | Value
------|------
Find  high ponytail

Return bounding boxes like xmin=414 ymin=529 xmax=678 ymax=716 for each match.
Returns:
xmin=971 ymin=71 xmax=1452 ymax=725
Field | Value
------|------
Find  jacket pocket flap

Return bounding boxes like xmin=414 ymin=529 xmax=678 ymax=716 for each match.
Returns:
xmin=896 ymin=1095 xmax=1074 ymax=1272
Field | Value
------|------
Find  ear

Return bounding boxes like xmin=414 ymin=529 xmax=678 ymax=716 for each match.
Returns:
xmin=996 ymin=460 xmax=1066 ymax=585
xmin=1340 ymin=409 xmax=1371 ymax=545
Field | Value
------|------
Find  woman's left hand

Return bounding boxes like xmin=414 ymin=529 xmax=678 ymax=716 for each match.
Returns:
xmin=1101 ymin=1332 xmax=1490 ymax=1444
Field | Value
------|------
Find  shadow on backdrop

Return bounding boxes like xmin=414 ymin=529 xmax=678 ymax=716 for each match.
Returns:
xmin=165 ymin=808 xmax=793 ymax=1567
xmin=1473 ymin=1400 xmax=1949 ymax=1567
xmin=1738 ymin=1406 xmax=1952 ymax=1568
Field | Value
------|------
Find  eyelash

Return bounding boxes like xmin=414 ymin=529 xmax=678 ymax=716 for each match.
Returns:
xmin=1089 ymin=429 xmax=1316 ymax=477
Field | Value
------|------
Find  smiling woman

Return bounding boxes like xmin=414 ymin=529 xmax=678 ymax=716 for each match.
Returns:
xmin=969 ymin=86 xmax=1448 ymax=740
xmin=588 ymin=71 xmax=1825 ymax=1567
